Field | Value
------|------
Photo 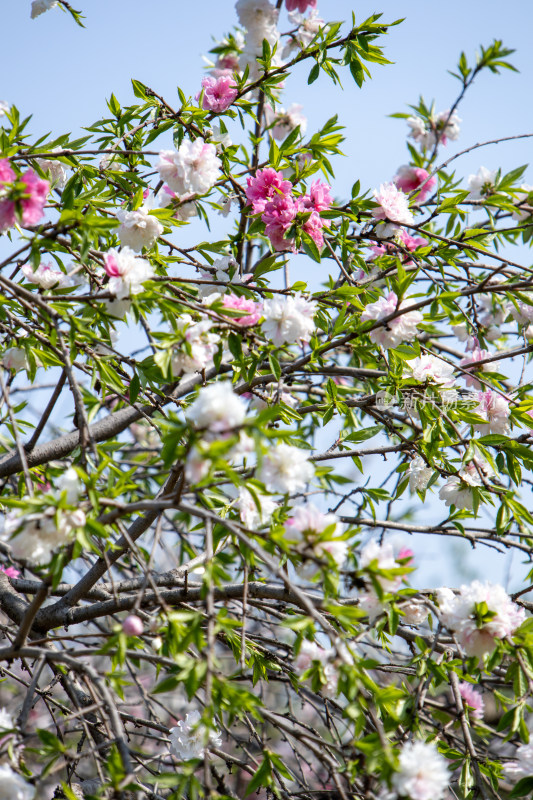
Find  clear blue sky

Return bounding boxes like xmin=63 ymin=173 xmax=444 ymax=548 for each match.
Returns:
xmin=4 ymin=0 xmax=533 ymax=589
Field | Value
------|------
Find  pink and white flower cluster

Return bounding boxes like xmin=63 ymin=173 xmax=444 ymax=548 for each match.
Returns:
xmin=283 ymin=9 xmax=325 ymax=55
xmin=405 ymin=354 xmax=455 ymax=386
xmin=436 ymin=580 xmax=525 ymax=658
xmin=372 ymin=182 xmax=414 ymax=238
xmin=0 ymin=468 xmax=86 ymax=565
xmin=0 ymin=158 xmax=49 ymax=233
xmin=285 ymin=503 xmax=347 ymax=577
xmin=358 ymin=541 xmax=413 ymax=621
xmin=360 ymin=291 xmax=422 ymax=349
xmin=473 ymin=389 xmax=510 ymax=435
xmin=407 ymin=110 xmax=461 ymax=150
xmin=246 ymin=168 xmax=332 ymax=251
xmin=103 ymin=247 xmax=154 ymax=299
xmin=22 ymin=261 xmax=69 ymax=289
xmin=262 ymin=293 xmax=316 ymax=346
xmin=171 ymin=315 xmax=220 ymax=377
xmin=156 ymin=141 xmax=221 ymax=200
xmin=236 ymin=0 xmax=281 ymax=81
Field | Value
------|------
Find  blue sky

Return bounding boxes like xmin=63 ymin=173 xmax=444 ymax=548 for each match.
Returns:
xmin=4 ymin=0 xmax=532 ymax=198
xmin=3 ymin=0 xmax=533 ymax=588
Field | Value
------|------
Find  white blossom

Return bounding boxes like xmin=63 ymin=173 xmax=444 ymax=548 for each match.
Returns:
xmin=401 ymin=601 xmax=429 ymax=626
xmin=237 ymin=487 xmax=277 ymax=528
xmin=439 ymin=477 xmax=476 ymax=511
xmin=406 ymin=456 xmax=433 ymax=493
xmin=390 ymin=740 xmax=450 ymax=800
xmin=2 ymin=348 xmax=28 ymax=372
xmin=235 ymin=0 xmax=278 ymax=33
xmin=258 ymin=443 xmax=314 ymax=494
xmin=156 ymin=141 xmax=221 ymax=198
xmin=36 ymin=149 xmax=68 ymax=189
xmin=283 ymin=10 xmax=325 ymax=55
xmin=30 ymin=0 xmax=57 ymax=18
xmin=262 ymin=293 xmax=316 ymax=346
xmin=22 ymin=261 xmax=68 ymax=289
xmin=361 ymin=291 xmax=422 ymax=349
xmin=169 ymin=710 xmax=222 ymax=761
xmin=0 ymin=764 xmax=35 ymax=800
xmin=208 ymin=125 xmax=233 ymax=150
xmin=99 ymin=153 xmax=125 ymax=172
xmin=265 ymin=104 xmax=307 ymax=140
xmin=116 ymin=203 xmax=163 ymax=252
xmin=436 ymin=581 xmax=525 ymax=658
xmin=186 ymin=383 xmax=246 ymax=433
xmin=0 ymin=708 xmax=13 ymax=730
xmin=504 ymin=742 xmax=533 ymax=782
xmin=184 ymin=447 xmax=210 ymax=484
xmin=286 ymin=503 xmax=347 ymax=577
xmin=1 ymin=505 xmax=86 ymax=565
xmin=55 ymin=467 xmax=82 ymax=504
xmin=0 ymin=102 xmax=9 ymax=118
xmin=467 ymin=166 xmax=498 ymax=200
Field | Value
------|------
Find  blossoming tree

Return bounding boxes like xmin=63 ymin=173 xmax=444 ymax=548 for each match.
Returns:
xmin=1 ymin=1 xmax=533 ymax=799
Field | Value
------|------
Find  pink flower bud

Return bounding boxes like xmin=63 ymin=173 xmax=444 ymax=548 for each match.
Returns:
xmin=122 ymin=615 xmax=143 ymax=636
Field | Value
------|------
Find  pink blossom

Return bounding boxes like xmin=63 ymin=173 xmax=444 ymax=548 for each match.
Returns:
xmin=0 ymin=565 xmax=20 ymax=579
xmin=211 ymin=53 xmax=241 ymax=78
xmin=246 ymin=168 xmax=293 ymax=214
xmin=197 ymin=75 xmax=238 ymax=113
xmin=262 ymin=192 xmax=298 ymax=251
xmin=302 ymin=210 xmax=326 ymax=250
xmin=123 ymin=615 xmax=144 ymax=636
xmin=394 ymin=165 xmax=436 ymax=201
xmin=301 ymin=179 xmax=333 ymax=212
xmin=372 ymin=182 xmax=414 ymax=226
xmin=458 ymin=682 xmax=485 ymax=721
xmin=397 ymin=547 xmax=414 ymax=563
xmin=0 ymin=198 xmax=16 ymax=233
xmin=222 ymin=294 xmax=262 ymax=326
xmin=19 ymin=169 xmax=49 ymax=225
xmin=397 ymin=228 xmax=427 ymax=251
xmin=286 ymin=0 xmax=317 ymax=10
xmin=0 ymin=159 xmax=15 ymax=184
xmin=460 ymin=347 xmax=490 ymax=389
